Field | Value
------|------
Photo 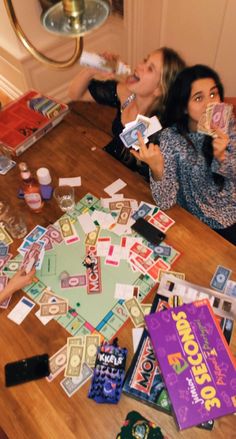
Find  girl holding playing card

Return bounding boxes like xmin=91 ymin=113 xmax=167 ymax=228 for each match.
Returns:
xmin=0 ymin=268 xmax=35 ymax=304
xmin=132 ymin=65 xmax=236 ymax=245
xmin=68 ymin=47 xmax=185 ymax=179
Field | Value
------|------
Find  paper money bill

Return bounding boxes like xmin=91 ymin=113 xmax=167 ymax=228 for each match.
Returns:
xmin=60 ymin=363 xmax=93 ymax=397
xmin=46 ymin=225 xmax=63 ymax=243
xmin=141 ymin=303 xmax=152 ymax=316
xmin=65 ymin=345 xmax=84 ymax=377
xmin=40 ymin=300 xmax=68 ymax=317
xmin=61 ymin=274 xmax=87 ymax=289
xmin=38 ymin=288 xmax=64 ymax=304
xmin=158 ymin=269 xmax=185 ymax=282
xmin=85 ymin=226 xmax=100 ymax=246
xmin=123 ymin=297 xmax=145 ymax=327
xmin=198 ymin=102 xmax=232 ymax=136
xmin=3 ymin=259 xmax=22 ymax=273
xmin=209 ymin=102 xmax=232 ymax=132
xmin=117 ymin=207 xmax=132 ymax=225
xmin=109 ymin=200 xmax=131 ymax=211
xmin=47 ymin=344 xmax=67 ymax=381
xmin=67 ymin=336 xmax=84 ymax=348
xmin=58 ymin=217 xmax=74 ymax=239
xmin=84 ymin=334 xmax=100 ymax=368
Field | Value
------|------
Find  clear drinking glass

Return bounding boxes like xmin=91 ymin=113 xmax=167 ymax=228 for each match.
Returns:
xmin=53 ymin=185 xmax=75 ymax=212
xmin=0 ymin=200 xmax=27 ymax=239
xmin=5 ymin=214 xmax=28 ymax=239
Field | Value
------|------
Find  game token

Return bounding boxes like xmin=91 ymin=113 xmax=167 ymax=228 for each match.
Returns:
xmin=59 ymin=271 xmax=69 ymax=280
xmin=83 ymin=254 xmax=96 ymax=272
xmin=86 ymin=195 xmax=94 ymax=204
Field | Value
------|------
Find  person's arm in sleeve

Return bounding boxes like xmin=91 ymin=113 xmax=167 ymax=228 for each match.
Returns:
xmin=211 ymin=117 xmax=236 ymax=182
xmin=68 ymin=52 xmax=119 ymax=102
xmin=68 ymin=67 xmax=100 ymax=101
xmin=132 ymin=130 xmax=179 ymax=210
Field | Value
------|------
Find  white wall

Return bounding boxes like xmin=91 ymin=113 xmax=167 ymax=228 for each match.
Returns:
xmin=0 ymin=0 xmax=124 ymax=101
xmin=0 ymin=0 xmax=235 ymax=100
xmin=126 ymin=0 xmax=236 ymax=96
xmin=0 ymin=0 xmax=60 ymax=58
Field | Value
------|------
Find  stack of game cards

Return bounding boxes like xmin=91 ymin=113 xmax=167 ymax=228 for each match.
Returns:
xmin=28 ymin=95 xmax=64 ymax=119
xmin=119 ymin=114 xmax=162 ymax=150
xmin=197 ymin=102 xmax=233 ymax=137
xmin=17 ymin=225 xmax=48 ymax=272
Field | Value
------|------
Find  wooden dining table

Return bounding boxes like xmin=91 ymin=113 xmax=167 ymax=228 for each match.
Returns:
xmin=0 ymin=101 xmax=235 ymax=439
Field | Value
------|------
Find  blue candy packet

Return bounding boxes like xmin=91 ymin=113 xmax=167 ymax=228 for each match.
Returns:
xmin=88 ymin=338 xmax=127 ymax=404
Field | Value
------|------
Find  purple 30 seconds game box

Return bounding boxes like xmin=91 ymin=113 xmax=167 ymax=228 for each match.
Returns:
xmin=145 ymin=299 xmax=236 ymax=430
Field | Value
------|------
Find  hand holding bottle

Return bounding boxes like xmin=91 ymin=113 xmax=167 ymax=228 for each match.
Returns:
xmin=79 ymin=51 xmax=131 ymax=76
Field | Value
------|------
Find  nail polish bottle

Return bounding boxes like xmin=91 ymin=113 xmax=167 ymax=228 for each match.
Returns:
xmin=36 ymin=167 xmax=53 ymax=200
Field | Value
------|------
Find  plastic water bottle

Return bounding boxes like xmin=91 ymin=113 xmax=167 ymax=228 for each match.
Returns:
xmin=80 ymin=51 xmax=131 ymax=76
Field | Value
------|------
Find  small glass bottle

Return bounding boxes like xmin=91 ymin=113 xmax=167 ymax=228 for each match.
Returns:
xmin=18 ymin=162 xmax=44 ymax=213
xmin=79 ymin=51 xmax=131 ymax=76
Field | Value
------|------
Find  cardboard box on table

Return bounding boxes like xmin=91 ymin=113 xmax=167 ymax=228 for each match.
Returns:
xmin=0 ymin=90 xmax=69 ymax=157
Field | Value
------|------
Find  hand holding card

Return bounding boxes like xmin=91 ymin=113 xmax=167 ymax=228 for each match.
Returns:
xmin=198 ymin=102 xmax=232 ymax=136
xmin=119 ymin=114 xmax=162 ymax=150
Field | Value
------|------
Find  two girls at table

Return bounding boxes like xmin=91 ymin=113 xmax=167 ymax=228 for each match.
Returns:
xmin=69 ymin=51 xmax=236 ymax=245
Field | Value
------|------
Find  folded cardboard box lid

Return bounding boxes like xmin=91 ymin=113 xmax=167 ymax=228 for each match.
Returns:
xmin=0 ymin=90 xmax=69 ymax=157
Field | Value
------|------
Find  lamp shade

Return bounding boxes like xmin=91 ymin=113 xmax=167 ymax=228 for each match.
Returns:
xmin=41 ymin=0 xmax=110 ymax=37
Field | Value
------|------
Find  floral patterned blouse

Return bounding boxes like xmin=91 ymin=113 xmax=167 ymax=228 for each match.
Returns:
xmin=150 ymin=118 xmax=236 ymax=229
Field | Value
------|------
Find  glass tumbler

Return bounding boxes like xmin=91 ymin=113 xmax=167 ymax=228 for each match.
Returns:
xmin=5 ymin=214 xmax=28 ymax=239
xmin=53 ymin=185 xmax=75 ymax=212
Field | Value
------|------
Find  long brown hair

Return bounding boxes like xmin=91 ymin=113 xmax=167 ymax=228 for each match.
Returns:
xmin=147 ymin=47 xmax=186 ymax=120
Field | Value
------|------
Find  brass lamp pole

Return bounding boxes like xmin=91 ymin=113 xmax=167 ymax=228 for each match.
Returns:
xmin=4 ymin=0 xmax=110 ymax=69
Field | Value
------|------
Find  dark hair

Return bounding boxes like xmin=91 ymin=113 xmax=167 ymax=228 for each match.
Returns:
xmin=163 ymin=64 xmax=225 ymax=189
xmin=148 ymin=47 xmax=186 ymax=119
